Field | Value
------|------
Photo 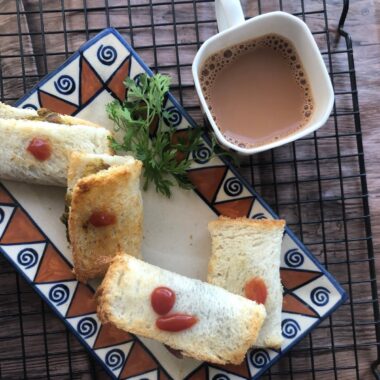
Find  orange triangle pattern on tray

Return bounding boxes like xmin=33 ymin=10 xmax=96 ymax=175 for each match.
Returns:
xmin=0 ymin=28 xmax=346 ymax=380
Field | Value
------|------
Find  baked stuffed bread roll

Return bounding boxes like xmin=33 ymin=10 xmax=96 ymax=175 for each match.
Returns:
xmin=208 ymin=216 xmax=285 ymax=349
xmin=96 ymin=254 xmax=266 ymax=365
xmin=0 ymin=103 xmax=112 ymax=186
xmin=67 ymin=153 xmax=143 ymax=282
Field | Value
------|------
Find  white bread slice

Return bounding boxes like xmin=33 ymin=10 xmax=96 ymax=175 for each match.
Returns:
xmin=0 ymin=118 xmax=112 ymax=186
xmin=69 ymin=162 xmax=143 ymax=282
xmin=97 ymin=254 xmax=266 ymax=365
xmin=0 ymin=102 xmax=101 ymax=128
xmin=0 ymin=102 xmax=37 ymax=119
xmin=208 ymin=217 xmax=285 ymax=349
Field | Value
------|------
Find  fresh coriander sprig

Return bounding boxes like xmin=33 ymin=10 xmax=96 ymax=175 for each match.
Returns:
xmin=107 ymin=73 xmax=206 ymax=198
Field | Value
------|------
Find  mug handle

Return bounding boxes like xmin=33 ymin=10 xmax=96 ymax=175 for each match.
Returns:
xmin=215 ymin=0 xmax=245 ymax=32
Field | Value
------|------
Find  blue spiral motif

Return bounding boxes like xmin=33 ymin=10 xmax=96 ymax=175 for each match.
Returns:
xmin=105 ymin=348 xmax=125 ymax=371
xmin=97 ymin=44 xmax=117 ymax=66
xmin=212 ymin=375 xmax=230 ymax=380
xmin=193 ymin=144 xmax=212 ymax=164
xmin=249 ymin=349 xmax=270 ymax=369
xmin=164 ymin=106 xmax=182 ymax=128
xmin=48 ymin=284 xmax=70 ymax=306
xmin=17 ymin=248 xmax=38 ymax=269
xmin=22 ymin=103 xmax=38 ymax=110
xmin=224 ymin=177 xmax=243 ymax=197
xmin=77 ymin=317 xmax=97 ymax=339
xmin=54 ymin=75 xmax=76 ymax=95
xmin=284 ymin=249 xmax=304 ymax=268
xmin=0 ymin=208 xmax=4 ymax=224
xmin=281 ymin=318 xmax=301 ymax=339
xmin=311 ymin=287 xmax=330 ymax=306
xmin=251 ymin=212 xmax=267 ymax=220
xmin=133 ymin=73 xmax=143 ymax=85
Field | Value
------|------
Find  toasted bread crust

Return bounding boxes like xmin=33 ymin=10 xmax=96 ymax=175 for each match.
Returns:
xmin=208 ymin=216 xmax=286 ymax=232
xmin=69 ymin=163 xmax=143 ymax=282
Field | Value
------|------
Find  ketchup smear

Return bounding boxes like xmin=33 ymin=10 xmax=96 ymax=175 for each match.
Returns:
xmin=89 ymin=211 xmax=116 ymax=227
xmin=244 ymin=277 xmax=267 ymax=305
xmin=27 ymin=137 xmax=52 ymax=161
xmin=156 ymin=314 xmax=198 ymax=332
xmin=151 ymin=287 xmax=176 ymax=315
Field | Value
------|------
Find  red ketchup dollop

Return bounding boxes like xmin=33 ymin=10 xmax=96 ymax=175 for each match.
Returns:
xmin=89 ymin=211 xmax=116 ymax=227
xmin=151 ymin=287 xmax=176 ymax=315
xmin=244 ymin=277 xmax=267 ymax=305
xmin=27 ymin=137 xmax=52 ymax=161
xmin=156 ymin=314 xmax=198 ymax=332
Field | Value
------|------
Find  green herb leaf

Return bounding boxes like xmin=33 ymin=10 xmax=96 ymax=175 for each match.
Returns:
xmin=107 ymin=73 xmax=209 ymax=198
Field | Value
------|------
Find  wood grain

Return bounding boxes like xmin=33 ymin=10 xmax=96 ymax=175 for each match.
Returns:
xmin=0 ymin=1 xmax=379 ymax=379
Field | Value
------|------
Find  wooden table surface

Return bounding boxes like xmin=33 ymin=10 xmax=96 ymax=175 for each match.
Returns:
xmin=349 ymin=0 xmax=380 ymax=276
xmin=0 ymin=1 xmax=379 ymax=379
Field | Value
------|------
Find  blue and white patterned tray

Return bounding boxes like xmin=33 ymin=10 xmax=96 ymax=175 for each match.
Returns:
xmin=0 ymin=28 xmax=347 ymax=380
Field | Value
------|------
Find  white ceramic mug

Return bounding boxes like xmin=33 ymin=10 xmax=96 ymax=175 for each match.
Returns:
xmin=192 ymin=0 xmax=334 ymax=155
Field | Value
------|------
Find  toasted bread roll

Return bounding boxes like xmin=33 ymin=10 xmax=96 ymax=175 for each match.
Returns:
xmin=97 ymin=254 xmax=266 ymax=365
xmin=0 ymin=118 xmax=112 ymax=186
xmin=69 ymin=161 xmax=143 ymax=282
xmin=208 ymin=216 xmax=285 ymax=349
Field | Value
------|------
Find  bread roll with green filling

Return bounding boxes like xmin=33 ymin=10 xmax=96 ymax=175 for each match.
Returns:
xmin=208 ymin=216 xmax=285 ymax=349
xmin=97 ymin=254 xmax=266 ymax=365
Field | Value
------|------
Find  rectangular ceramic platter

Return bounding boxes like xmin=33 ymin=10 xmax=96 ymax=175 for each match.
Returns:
xmin=0 ymin=28 xmax=346 ymax=380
